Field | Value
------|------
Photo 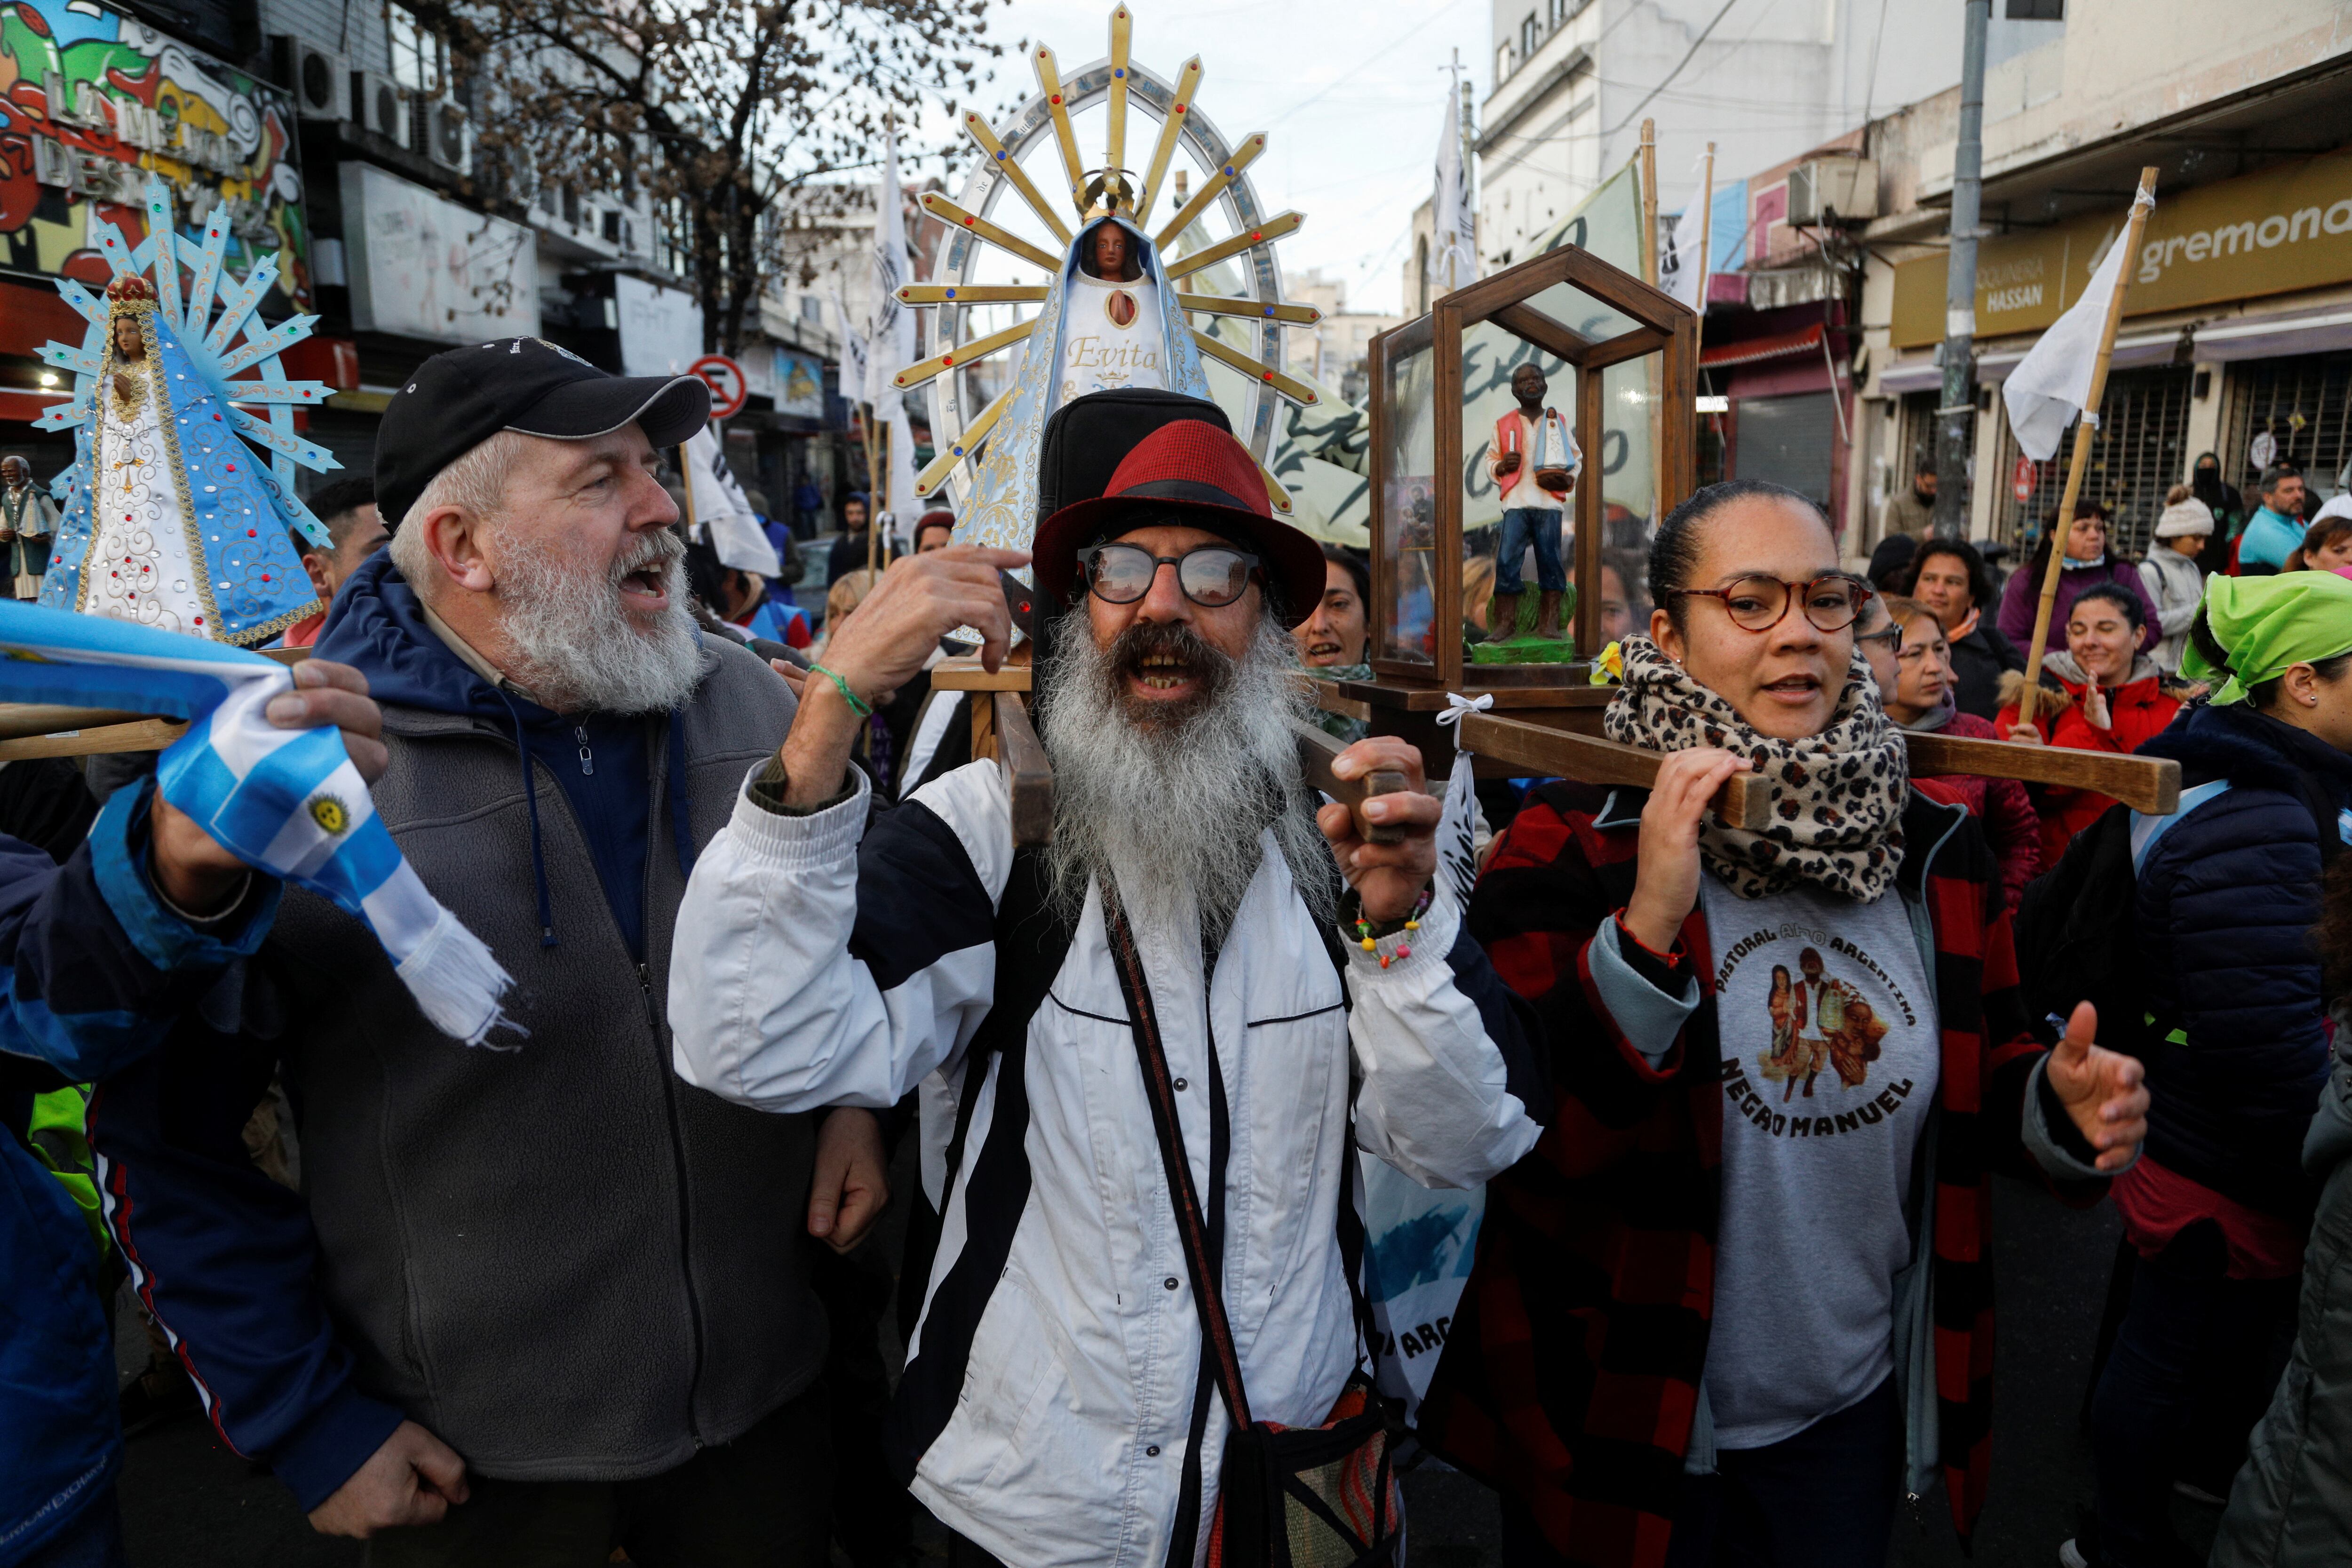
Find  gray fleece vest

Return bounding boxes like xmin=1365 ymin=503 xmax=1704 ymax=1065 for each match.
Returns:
xmin=265 ymin=637 xmax=823 ymax=1482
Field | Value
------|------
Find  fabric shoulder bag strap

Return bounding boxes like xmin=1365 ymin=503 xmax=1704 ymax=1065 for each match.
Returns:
xmin=1102 ymin=884 xmax=1400 ymax=1568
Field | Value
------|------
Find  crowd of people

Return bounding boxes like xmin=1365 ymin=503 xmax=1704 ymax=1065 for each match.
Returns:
xmin=3 ymin=349 xmax=2350 ymax=1568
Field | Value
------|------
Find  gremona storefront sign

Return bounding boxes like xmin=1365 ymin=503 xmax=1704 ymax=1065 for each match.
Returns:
xmin=1891 ymin=147 xmax=2352 ymax=349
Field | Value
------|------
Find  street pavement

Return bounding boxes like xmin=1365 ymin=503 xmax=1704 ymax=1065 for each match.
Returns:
xmin=116 ymin=1172 xmax=2227 ymax=1567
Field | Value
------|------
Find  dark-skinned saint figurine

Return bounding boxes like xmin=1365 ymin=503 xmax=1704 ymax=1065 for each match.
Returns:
xmin=1486 ymin=361 xmax=1581 ymax=642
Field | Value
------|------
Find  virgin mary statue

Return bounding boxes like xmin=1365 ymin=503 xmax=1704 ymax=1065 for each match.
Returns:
xmin=42 ymin=274 xmax=322 ymax=644
xmin=957 ymin=207 xmax=1212 ymax=553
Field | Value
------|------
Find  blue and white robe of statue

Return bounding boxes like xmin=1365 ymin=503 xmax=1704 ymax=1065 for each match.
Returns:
xmin=42 ymin=310 xmax=321 ymax=646
xmin=956 ymin=215 xmax=1212 ymax=555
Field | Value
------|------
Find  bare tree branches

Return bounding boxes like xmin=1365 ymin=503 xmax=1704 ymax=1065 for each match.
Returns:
xmin=439 ymin=0 xmax=1002 ymax=353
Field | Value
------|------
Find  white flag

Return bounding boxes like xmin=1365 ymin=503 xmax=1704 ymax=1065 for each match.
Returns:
xmin=869 ymin=126 xmax=916 ymax=406
xmin=2003 ymin=190 xmax=2154 ymax=462
xmin=882 ymin=396 xmax=921 ymax=549
xmin=832 ymin=289 xmax=869 ymax=409
xmin=683 ymin=426 xmax=779 ymax=577
xmin=1660 ymin=154 xmax=1711 ymax=310
xmin=1428 ymin=85 xmax=1477 ymax=296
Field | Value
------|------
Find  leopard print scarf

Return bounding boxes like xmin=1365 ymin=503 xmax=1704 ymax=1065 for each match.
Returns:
xmin=1602 ymin=634 xmax=1908 ymax=902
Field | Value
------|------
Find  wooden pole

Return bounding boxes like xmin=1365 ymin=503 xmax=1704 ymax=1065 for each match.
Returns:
xmin=861 ymin=399 xmax=885 ymax=577
xmin=1639 ymin=119 xmax=1663 ymax=525
xmin=2018 ymin=166 xmax=2159 ymax=727
xmin=675 ymin=444 xmax=699 ymax=541
xmin=1693 ymin=142 xmax=1715 ymax=360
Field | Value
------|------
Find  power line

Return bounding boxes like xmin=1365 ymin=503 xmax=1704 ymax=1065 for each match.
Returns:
xmin=1264 ymin=0 xmax=1476 ymax=128
xmin=1602 ymin=0 xmax=1743 ymax=137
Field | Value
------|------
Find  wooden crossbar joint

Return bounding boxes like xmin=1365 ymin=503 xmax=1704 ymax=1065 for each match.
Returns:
xmin=1457 ymin=712 xmax=1770 ymax=829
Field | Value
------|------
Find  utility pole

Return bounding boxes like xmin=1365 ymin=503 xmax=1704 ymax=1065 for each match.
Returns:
xmin=1933 ymin=0 xmax=1989 ymax=537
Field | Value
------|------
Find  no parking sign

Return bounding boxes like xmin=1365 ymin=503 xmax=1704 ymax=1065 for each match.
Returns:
xmin=690 ymin=354 xmax=748 ymax=419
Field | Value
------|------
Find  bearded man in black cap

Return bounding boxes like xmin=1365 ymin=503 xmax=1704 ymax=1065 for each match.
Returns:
xmin=670 ymin=406 xmax=1549 ymax=1565
xmin=87 ymin=338 xmax=887 ymax=1566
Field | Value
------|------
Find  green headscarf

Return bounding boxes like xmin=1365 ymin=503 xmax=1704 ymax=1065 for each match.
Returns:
xmin=2179 ymin=572 xmax=2352 ymax=705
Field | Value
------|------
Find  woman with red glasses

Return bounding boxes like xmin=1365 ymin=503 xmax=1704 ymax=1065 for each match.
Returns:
xmin=1417 ymin=478 xmax=2150 ymax=1568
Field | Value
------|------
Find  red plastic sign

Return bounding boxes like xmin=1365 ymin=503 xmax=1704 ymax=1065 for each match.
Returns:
xmin=2011 ymin=454 xmax=2036 ymax=503
xmin=690 ymin=354 xmax=748 ymax=419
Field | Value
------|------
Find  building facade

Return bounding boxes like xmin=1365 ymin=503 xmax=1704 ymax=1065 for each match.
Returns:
xmin=0 ymin=0 xmax=864 ymax=537
xmin=1852 ymin=0 xmax=2352 ymax=558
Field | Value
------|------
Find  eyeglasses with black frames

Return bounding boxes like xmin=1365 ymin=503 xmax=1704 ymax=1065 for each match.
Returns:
xmin=1079 ymin=542 xmax=1262 ymax=607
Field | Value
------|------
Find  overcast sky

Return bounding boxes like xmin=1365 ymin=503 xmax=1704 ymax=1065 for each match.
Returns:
xmin=896 ymin=0 xmax=1492 ymax=317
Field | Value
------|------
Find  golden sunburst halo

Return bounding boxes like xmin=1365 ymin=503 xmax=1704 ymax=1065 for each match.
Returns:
xmin=308 ymin=794 xmax=350 ymax=835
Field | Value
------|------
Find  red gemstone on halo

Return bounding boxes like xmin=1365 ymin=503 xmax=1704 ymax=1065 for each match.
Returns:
xmin=943 ymin=355 xmax=954 ymax=366
xmin=1175 ymin=103 xmax=1186 ymax=112
xmin=261 ymin=574 xmax=270 ymax=582
xmin=1050 ymin=95 xmax=1061 ymax=104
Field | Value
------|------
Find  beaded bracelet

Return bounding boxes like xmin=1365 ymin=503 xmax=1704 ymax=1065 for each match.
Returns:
xmin=807 ymin=662 xmax=873 ymax=718
xmin=1353 ymin=884 xmax=1434 ymax=970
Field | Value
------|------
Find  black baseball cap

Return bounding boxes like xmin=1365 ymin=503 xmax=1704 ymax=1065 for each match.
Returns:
xmin=375 ymin=337 xmax=710 ymax=529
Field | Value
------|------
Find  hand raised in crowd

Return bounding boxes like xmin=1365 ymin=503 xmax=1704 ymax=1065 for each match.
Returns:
xmin=816 ymin=546 xmax=1031 ymax=700
xmin=2081 ymin=682 xmax=2113 ymax=732
xmin=774 ymin=546 xmax=1028 ymax=810
xmin=150 ymin=659 xmax=387 ymax=915
xmin=1623 ymin=747 xmax=1753 ymax=954
xmin=2005 ymin=723 xmax=2043 ymax=744
xmin=1315 ymin=735 xmax=1442 ymax=924
xmin=307 ymin=1419 xmax=469 ymax=1537
xmin=2043 ymin=1000 xmax=2151 ymax=1173
xmin=806 ymin=1106 xmax=890 ymax=1254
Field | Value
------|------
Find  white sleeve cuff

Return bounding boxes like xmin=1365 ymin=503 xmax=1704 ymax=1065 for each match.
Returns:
xmin=725 ymin=759 xmax=871 ymax=872
xmin=1343 ymin=878 xmax=1460 ymax=981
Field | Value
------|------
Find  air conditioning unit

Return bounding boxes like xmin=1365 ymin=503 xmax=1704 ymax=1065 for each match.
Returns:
xmin=272 ymin=36 xmax=348 ymax=121
xmin=350 ymin=70 xmax=408 ymax=145
xmin=1787 ymin=158 xmax=1879 ymax=227
xmin=420 ymin=96 xmax=471 ymax=173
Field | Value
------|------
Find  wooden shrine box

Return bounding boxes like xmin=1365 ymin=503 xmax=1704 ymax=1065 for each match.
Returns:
xmin=1334 ymin=244 xmax=1697 ymax=767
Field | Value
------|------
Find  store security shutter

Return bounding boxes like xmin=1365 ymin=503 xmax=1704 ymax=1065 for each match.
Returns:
xmin=1997 ymin=366 xmax=2192 ymax=557
xmin=1732 ymin=392 xmax=1836 ymax=509
xmin=2224 ymin=353 xmax=2352 ymax=500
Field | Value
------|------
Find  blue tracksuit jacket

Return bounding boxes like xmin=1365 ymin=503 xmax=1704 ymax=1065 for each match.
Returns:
xmin=1 ymin=781 xmax=277 ymax=1565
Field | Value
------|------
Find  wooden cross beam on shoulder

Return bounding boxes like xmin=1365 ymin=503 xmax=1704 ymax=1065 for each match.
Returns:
xmin=1453 ymin=710 xmax=2182 ymax=818
xmin=902 ymin=660 xmax=2191 ymax=848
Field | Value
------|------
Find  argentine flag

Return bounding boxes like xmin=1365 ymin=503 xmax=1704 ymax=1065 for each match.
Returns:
xmin=0 ymin=600 xmax=516 ymax=1046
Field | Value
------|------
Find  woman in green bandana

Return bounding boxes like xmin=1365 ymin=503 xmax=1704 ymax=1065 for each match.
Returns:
xmin=2087 ymin=570 xmax=2352 ymax=1568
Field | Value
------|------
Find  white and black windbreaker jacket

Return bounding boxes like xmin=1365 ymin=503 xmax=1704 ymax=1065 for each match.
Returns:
xmin=669 ymin=759 xmax=1546 ymax=1567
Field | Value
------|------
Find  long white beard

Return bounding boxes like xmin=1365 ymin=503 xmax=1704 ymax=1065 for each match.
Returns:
xmin=497 ymin=527 xmax=702 ymax=715
xmin=1039 ymin=606 xmax=1337 ymax=943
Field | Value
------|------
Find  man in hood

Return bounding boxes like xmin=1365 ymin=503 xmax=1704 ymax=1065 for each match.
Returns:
xmin=87 ymin=339 xmax=885 ymax=1566
xmin=669 ymin=411 xmax=1549 ymax=1563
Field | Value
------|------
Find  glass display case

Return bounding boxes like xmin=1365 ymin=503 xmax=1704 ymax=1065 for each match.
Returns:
xmin=1365 ymin=244 xmax=1697 ymax=695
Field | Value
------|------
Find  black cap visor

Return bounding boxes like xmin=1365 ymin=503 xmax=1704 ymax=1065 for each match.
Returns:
xmin=506 ymin=374 xmax=710 ymax=449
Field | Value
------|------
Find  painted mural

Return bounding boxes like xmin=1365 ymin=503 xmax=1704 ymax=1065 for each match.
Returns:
xmin=0 ymin=0 xmax=308 ymax=309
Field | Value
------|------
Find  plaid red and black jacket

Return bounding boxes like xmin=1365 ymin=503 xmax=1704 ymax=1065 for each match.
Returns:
xmin=1417 ymin=780 xmax=2107 ymax=1567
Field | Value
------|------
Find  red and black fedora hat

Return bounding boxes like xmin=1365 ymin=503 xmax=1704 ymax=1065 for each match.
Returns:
xmin=1031 ymin=419 xmax=1325 ymax=620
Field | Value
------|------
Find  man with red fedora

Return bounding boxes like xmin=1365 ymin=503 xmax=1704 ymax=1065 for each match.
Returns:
xmin=668 ymin=410 xmax=1550 ymax=1564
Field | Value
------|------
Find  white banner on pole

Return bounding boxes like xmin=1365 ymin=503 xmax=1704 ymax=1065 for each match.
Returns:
xmin=1429 ymin=82 xmax=1478 ymax=296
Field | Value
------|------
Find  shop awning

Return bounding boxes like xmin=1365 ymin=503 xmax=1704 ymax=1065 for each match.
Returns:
xmin=1700 ymin=322 xmax=1826 ymax=369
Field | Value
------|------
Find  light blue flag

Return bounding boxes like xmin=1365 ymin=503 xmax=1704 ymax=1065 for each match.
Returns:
xmin=0 ymin=600 xmax=516 ymax=1046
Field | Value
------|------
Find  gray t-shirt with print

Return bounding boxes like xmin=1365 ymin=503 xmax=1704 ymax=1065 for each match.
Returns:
xmin=1697 ymin=876 xmax=1940 ymax=1450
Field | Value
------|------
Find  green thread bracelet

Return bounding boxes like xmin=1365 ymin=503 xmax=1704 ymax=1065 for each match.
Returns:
xmin=807 ymin=662 xmax=872 ymax=718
